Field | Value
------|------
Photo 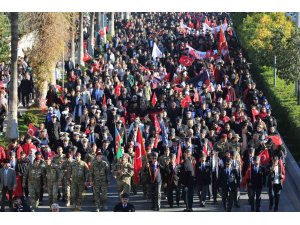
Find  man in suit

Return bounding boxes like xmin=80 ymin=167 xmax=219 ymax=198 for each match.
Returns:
xmin=0 ymin=159 xmax=17 ymax=211
xmin=113 ymin=193 xmax=135 ymax=212
xmin=195 ymin=155 xmax=211 ymax=207
xmin=267 ymin=156 xmax=285 ymax=211
xmin=65 ymin=57 xmax=75 ymax=75
xmin=47 ymin=114 xmax=61 ymax=148
xmin=219 ymin=158 xmax=240 ymax=212
xmin=247 ymin=156 xmax=266 ymax=212
xmin=207 ymin=149 xmax=221 ymax=204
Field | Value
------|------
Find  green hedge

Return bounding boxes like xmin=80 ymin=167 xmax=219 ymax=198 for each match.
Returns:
xmin=253 ymin=67 xmax=300 ymax=161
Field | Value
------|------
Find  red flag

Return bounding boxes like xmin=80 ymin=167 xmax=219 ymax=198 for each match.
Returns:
xmin=154 ymin=134 xmax=159 ymax=148
xmin=151 ymin=92 xmax=157 ymax=107
xmin=205 ymin=17 xmax=211 ymax=26
xmin=56 ymin=84 xmax=63 ymax=93
xmin=202 ymin=145 xmax=208 ymax=156
xmin=241 ymin=165 xmax=251 ymax=188
xmin=102 ymin=94 xmax=106 ymax=106
xmin=258 ymin=149 xmax=270 ymax=165
xmin=189 ymin=49 xmax=200 ymax=59
xmin=193 ymin=89 xmax=199 ymax=103
xmin=85 ymin=128 xmax=90 ymax=135
xmin=176 ymin=143 xmax=182 ymax=165
xmin=268 ymin=135 xmax=283 ymax=149
xmin=115 ymin=83 xmax=122 ymax=97
xmin=179 ymin=55 xmax=194 ymax=67
xmin=28 ymin=123 xmax=38 ymax=137
xmin=251 ymin=108 xmax=259 ymax=123
xmin=134 ymin=128 xmax=146 ymax=184
xmin=83 ymin=52 xmax=92 ymax=62
xmin=180 ymin=95 xmax=192 ymax=108
xmin=218 ymin=27 xmax=227 ymax=55
xmin=99 ymin=29 xmax=105 ymax=37
xmin=40 ymin=99 xmax=47 ymax=114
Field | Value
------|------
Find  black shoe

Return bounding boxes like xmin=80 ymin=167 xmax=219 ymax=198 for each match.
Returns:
xmin=170 ymin=205 xmax=173 ymax=208
xmin=256 ymin=208 xmax=261 ymax=212
xmin=199 ymin=203 xmax=205 ymax=207
xmin=269 ymin=205 xmax=273 ymax=210
xmin=213 ymin=200 xmax=218 ymax=205
xmin=235 ymin=204 xmax=240 ymax=208
xmin=274 ymin=208 xmax=278 ymax=212
xmin=251 ymin=208 xmax=255 ymax=212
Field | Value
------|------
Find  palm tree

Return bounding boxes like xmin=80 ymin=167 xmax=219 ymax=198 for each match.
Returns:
xmin=6 ymin=12 xmax=19 ymax=139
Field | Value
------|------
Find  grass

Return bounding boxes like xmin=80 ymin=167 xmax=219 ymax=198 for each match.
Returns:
xmin=254 ymin=67 xmax=300 ymax=161
xmin=0 ymin=107 xmax=45 ymax=148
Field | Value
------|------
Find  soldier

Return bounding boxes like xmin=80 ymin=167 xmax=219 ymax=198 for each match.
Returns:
xmin=214 ymin=134 xmax=229 ymax=159
xmin=52 ymin=146 xmax=66 ymax=200
xmin=127 ymin=143 xmax=137 ymax=195
xmin=164 ymin=154 xmax=180 ymax=208
xmin=22 ymin=158 xmax=46 ymax=211
xmin=85 ymin=143 xmax=97 ymax=169
xmin=113 ymin=154 xmax=134 ymax=197
xmin=44 ymin=157 xmax=61 ymax=209
xmin=145 ymin=152 xmax=162 ymax=211
xmin=68 ymin=152 xmax=89 ymax=211
xmin=218 ymin=158 xmax=240 ymax=212
xmin=195 ymin=155 xmax=211 ymax=207
xmin=90 ymin=152 xmax=110 ymax=212
xmin=141 ymin=141 xmax=152 ymax=198
xmin=247 ymin=156 xmax=266 ymax=212
xmin=228 ymin=134 xmax=242 ymax=154
xmin=158 ymin=145 xmax=171 ymax=199
xmin=61 ymin=153 xmax=72 ymax=206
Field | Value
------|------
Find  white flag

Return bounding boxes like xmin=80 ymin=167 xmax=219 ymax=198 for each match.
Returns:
xmin=152 ymin=43 xmax=162 ymax=60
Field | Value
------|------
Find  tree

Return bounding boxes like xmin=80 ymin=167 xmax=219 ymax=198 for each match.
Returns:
xmin=109 ymin=12 xmax=115 ymax=37
xmin=0 ymin=13 xmax=10 ymax=63
xmin=78 ymin=12 xmax=84 ymax=66
xmin=88 ymin=12 xmax=95 ymax=57
xmin=26 ymin=13 xmax=70 ymax=100
xmin=6 ymin=12 xmax=19 ymax=140
xmin=238 ymin=13 xmax=294 ymax=67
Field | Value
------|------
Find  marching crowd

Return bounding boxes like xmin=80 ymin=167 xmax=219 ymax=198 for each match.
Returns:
xmin=0 ymin=12 xmax=287 ymax=212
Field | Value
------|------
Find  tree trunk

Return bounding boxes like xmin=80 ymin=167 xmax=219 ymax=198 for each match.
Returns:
xmin=78 ymin=12 xmax=84 ymax=66
xmin=71 ymin=26 xmax=75 ymax=64
xmin=101 ymin=13 xmax=107 ymax=44
xmin=6 ymin=12 xmax=19 ymax=139
xmin=125 ymin=12 xmax=131 ymax=20
xmin=88 ymin=12 xmax=95 ymax=57
xmin=96 ymin=12 xmax=100 ymax=32
xmin=109 ymin=12 xmax=115 ymax=37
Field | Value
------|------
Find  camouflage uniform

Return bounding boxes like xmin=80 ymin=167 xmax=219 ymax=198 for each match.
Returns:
xmin=68 ymin=160 xmax=89 ymax=210
xmin=45 ymin=162 xmax=61 ymax=206
xmin=61 ymin=158 xmax=72 ymax=206
xmin=128 ymin=151 xmax=137 ymax=194
xmin=90 ymin=159 xmax=109 ymax=211
xmin=22 ymin=162 xmax=46 ymax=211
xmin=113 ymin=156 xmax=134 ymax=197
xmin=228 ymin=141 xmax=242 ymax=154
xmin=51 ymin=154 xmax=66 ymax=200
xmin=85 ymin=152 xmax=97 ymax=168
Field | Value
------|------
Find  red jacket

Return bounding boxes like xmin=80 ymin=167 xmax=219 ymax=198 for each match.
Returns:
xmin=0 ymin=146 xmax=5 ymax=164
xmin=6 ymin=144 xmax=23 ymax=159
xmin=21 ymin=143 xmax=37 ymax=156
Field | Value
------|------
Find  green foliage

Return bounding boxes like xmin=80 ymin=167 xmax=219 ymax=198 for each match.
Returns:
xmin=22 ymin=112 xmax=39 ymax=126
xmin=0 ymin=13 xmax=10 ymax=62
xmin=254 ymin=68 xmax=300 ymax=161
xmin=237 ymin=13 xmax=294 ymax=67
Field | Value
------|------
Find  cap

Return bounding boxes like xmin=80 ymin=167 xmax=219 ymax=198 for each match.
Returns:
xmin=121 ymin=193 xmax=129 ymax=199
xmin=81 ymin=137 xmax=88 ymax=143
xmin=233 ymin=134 xmax=240 ymax=139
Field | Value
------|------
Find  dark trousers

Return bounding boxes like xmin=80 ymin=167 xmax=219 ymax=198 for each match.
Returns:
xmin=21 ymin=92 xmax=30 ymax=107
xmin=269 ymin=183 xmax=281 ymax=210
xmin=167 ymin=183 xmax=180 ymax=207
xmin=222 ymin=187 xmax=235 ymax=212
xmin=150 ymin=182 xmax=161 ymax=210
xmin=1 ymin=186 xmax=13 ymax=210
xmin=197 ymin=184 xmax=208 ymax=205
xmin=182 ymin=185 xmax=194 ymax=210
xmin=249 ymin=187 xmax=262 ymax=211
xmin=210 ymin=172 xmax=218 ymax=201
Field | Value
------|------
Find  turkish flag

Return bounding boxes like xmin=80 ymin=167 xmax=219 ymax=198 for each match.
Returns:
xmin=83 ymin=52 xmax=92 ymax=62
xmin=115 ymin=83 xmax=122 ymax=97
xmin=28 ymin=123 xmax=38 ymax=137
xmin=151 ymin=92 xmax=158 ymax=107
xmin=258 ymin=149 xmax=270 ymax=165
xmin=176 ymin=143 xmax=182 ymax=165
xmin=180 ymin=95 xmax=192 ymax=108
xmin=189 ymin=49 xmax=200 ymax=59
xmin=268 ymin=135 xmax=283 ymax=149
xmin=218 ymin=27 xmax=227 ymax=55
xmin=179 ymin=55 xmax=194 ymax=67
xmin=134 ymin=127 xmax=146 ymax=184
